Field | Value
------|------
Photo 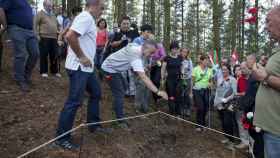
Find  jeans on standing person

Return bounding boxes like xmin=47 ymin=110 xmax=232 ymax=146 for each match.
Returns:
xmin=236 ymin=111 xmax=250 ymax=145
xmin=94 ymin=46 xmax=104 ymax=70
xmin=56 ymin=69 xmax=101 ymax=142
xmin=249 ymin=129 xmax=264 ymax=158
xmin=39 ymin=38 xmax=59 ymax=74
xmin=104 ymin=72 xmax=127 ymax=119
xmin=7 ymin=25 xmax=39 ymax=83
xmin=263 ymin=132 xmax=280 ymax=158
xmin=135 ymin=79 xmax=150 ymax=113
xmin=193 ymin=89 xmax=209 ymax=126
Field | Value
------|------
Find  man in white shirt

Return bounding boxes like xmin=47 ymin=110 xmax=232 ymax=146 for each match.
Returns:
xmin=102 ymin=41 xmax=168 ymax=127
xmin=55 ymin=0 xmax=105 ymax=150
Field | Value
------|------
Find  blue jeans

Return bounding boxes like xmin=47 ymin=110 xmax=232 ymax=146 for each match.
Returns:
xmin=104 ymin=72 xmax=126 ymax=119
xmin=56 ymin=69 xmax=101 ymax=141
xmin=7 ymin=25 xmax=39 ymax=83
xmin=94 ymin=47 xmax=104 ymax=70
xmin=264 ymin=132 xmax=280 ymax=158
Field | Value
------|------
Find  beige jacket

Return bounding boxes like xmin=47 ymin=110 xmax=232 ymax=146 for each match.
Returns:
xmin=34 ymin=10 xmax=58 ymax=39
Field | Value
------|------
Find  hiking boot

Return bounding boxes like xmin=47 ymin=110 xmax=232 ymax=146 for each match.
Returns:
xmin=235 ymin=143 xmax=249 ymax=149
xmin=54 ymin=140 xmax=79 ymax=150
xmin=225 ymin=142 xmax=235 ymax=150
xmin=119 ymin=122 xmax=129 ymax=129
xmin=89 ymin=127 xmax=113 ymax=134
xmin=17 ymin=82 xmax=30 ymax=92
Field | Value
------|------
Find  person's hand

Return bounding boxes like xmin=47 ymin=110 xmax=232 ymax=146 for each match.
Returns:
xmin=189 ymin=92 xmax=193 ymax=98
xmin=222 ymin=98 xmax=228 ymax=103
xmin=0 ymin=27 xmax=6 ymax=35
xmin=36 ymin=35 xmax=41 ymax=41
xmin=252 ymin=63 xmax=268 ymax=82
xmin=228 ymin=105 xmax=234 ymax=111
xmin=121 ymin=35 xmax=127 ymax=41
xmin=157 ymin=91 xmax=168 ymax=100
xmin=57 ymin=40 xmax=64 ymax=46
xmin=79 ymin=56 xmax=92 ymax=67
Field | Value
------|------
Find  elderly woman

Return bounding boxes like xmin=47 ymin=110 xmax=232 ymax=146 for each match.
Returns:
xmin=214 ymin=64 xmax=237 ymax=150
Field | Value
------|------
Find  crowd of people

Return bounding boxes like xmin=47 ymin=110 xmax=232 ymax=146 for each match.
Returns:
xmin=0 ymin=0 xmax=279 ymax=158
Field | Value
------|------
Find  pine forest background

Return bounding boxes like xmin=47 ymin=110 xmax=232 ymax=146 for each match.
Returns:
xmin=30 ymin=0 xmax=280 ymax=60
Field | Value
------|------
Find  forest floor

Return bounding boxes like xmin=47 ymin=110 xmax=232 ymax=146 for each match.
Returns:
xmin=0 ymin=50 xmax=249 ymax=158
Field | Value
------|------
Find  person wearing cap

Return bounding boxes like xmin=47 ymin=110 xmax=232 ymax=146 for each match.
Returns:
xmin=161 ymin=41 xmax=183 ymax=115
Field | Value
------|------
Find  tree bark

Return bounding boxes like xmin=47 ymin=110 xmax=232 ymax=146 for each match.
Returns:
xmin=212 ymin=0 xmax=221 ymax=61
xmin=164 ymin=0 xmax=171 ymax=49
xmin=196 ymin=0 xmax=200 ymax=54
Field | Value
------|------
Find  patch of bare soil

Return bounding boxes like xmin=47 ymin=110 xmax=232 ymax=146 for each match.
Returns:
xmin=0 ymin=50 xmax=248 ymax=158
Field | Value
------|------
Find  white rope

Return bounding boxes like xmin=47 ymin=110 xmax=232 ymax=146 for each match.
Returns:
xmin=19 ymin=110 xmax=253 ymax=158
xmin=159 ymin=111 xmax=242 ymax=141
xmin=17 ymin=124 xmax=85 ymax=158
xmin=85 ymin=111 xmax=161 ymax=126
xmin=17 ymin=111 xmax=161 ymax=158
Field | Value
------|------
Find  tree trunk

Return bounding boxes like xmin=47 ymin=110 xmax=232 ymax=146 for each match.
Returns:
xmin=150 ymin=0 xmax=156 ymax=29
xmin=164 ymin=0 xmax=171 ymax=49
xmin=62 ymin=0 xmax=66 ymax=13
xmin=196 ymin=0 xmax=200 ymax=54
xmin=142 ymin=0 xmax=146 ymax=24
xmin=230 ymin=0 xmax=238 ymax=52
xmin=255 ymin=0 xmax=259 ymax=52
xmin=241 ymin=0 xmax=245 ymax=60
xmin=212 ymin=0 xmax=221 ymax=61
xmin=181 ymin=0 xmax=184 ymax=44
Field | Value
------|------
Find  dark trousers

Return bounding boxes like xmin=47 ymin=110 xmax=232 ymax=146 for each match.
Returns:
xmin=56 ymin=69 xmax=101 ymax=141
xmin=105 ymin=72 xmax=127 ymax=119
xmin=150 ymin=65 xmax=161 ymax=103
xmin=249 ymin=129 xmax=264 ymax=158
xmin=193 ymin=89 xmax=209 ymax=126
xmin=39 ymin=37 xmax=59 ymax=74
xmin=166 ymin=78 xmax=181 ymax=115
xmin=218 ymin=109 xmax=238 ymax=142
xmin=8 ymin=25 xmax=39 ymax=83
xmin=94 ymin=46 xmax=104 ymax=70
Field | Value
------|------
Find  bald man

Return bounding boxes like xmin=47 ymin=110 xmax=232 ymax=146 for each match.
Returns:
xmin=253 ymin=6 xmax=280 ymax=158
xmin=34 ymin=0 xmax=61 ymax=78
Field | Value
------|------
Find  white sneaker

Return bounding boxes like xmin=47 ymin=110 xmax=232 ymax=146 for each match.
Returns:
xmin=195 ymin=128 xmax=203 ymax=132
xmin=55 ymin=73 xmax=62 ymax=78
xmin=221 ymin=138 xmax=230 ymax=144
xmin=41 ymin=73 xmax=48 ymax=78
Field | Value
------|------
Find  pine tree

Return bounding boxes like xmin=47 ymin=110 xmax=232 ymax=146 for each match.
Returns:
xmin=164 ymin=0 xmax=171 ymax=49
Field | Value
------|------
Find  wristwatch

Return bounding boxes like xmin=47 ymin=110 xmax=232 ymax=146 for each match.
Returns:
xmin=262 ymin=73 xmax=271 ymax=86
